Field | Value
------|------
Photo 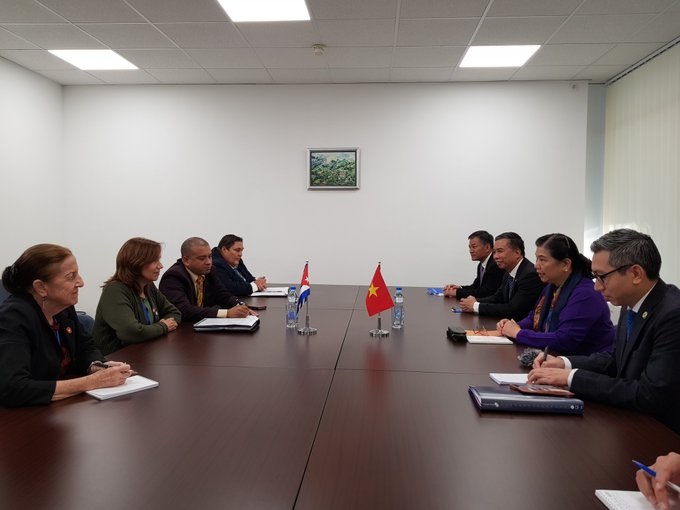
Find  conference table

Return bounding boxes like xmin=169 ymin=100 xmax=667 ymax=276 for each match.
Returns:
xmin=2 ymin=285 xmax=679 ymax=510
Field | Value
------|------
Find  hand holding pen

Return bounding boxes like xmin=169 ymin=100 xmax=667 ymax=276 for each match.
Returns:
xmin=635 ymin=455 xmax=680 ymax=510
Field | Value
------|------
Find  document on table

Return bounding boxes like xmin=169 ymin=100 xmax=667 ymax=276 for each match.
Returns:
xmin=250 ymin=286 xmax=289 ymax=297
xmin=595 ymin=490 xmax=679 ymax=510
xmin=489 ymin=373 xmax=528 ymax=385
xmin=193 ymin=316 xmax=260 ymax=331
xmin=427 ymin=287 xmax=445 ymax=296
xmin=467 ymin=335 xmax=513 ymax=345
xmin=86 ymin=375 xmax=159 ymax=400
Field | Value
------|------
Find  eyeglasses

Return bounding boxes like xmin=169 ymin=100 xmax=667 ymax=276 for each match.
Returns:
xmin=593 ymin=264 xmax=632 ymax=285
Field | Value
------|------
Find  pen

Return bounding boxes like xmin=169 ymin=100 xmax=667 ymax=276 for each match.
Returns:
xmin=541 ymin=345 xmax=550 ymax=366
xmin=633 ymin=460 xmax=680 ymax=494
xmin=91 ymin=361 xmax=109 ymax=369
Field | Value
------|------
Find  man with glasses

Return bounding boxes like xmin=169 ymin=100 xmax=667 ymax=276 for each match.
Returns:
xmin=443 ymin=230 xmax=504 ymax=299
xmin=528 ymin=229 xmax=680 ymax=434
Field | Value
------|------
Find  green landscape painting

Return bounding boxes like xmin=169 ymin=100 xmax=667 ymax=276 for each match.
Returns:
xmin=308 ymin=149 xmax=359 ymax=189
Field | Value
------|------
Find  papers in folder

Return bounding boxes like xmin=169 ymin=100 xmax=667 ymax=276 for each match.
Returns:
xmin=250 ymin=286 xmax=288 ymax=297
xmin=193 ymin=316 xmax=260 ymax=332
xmin=86 ymin=375 xmax=159 ymax=400
xmin=489 ymin=373 xmax=528 ymax=385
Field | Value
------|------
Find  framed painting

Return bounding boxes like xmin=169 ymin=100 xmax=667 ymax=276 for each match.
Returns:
xmin=307 ymin=148 xmax=360 ymax=190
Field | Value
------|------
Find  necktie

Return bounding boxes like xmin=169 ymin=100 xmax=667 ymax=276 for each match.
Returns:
xmin=506 ymin=275 xmax=514 ymax=300
xmin=479 ymin=264 xmax=485 ymax=283
xmin=626 ymin=309 xmax=636 ymax=340
xmin=196 ymin=275 xmax=205 ymax=307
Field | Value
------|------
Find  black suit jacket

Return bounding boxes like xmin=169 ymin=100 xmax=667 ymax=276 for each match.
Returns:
xmin=211 ymin=247 xmax=256 ymax=297
xmin=159 ymin=260 xmax=239 ymax=323
xmin=456 ymin=256 xmax=504 ymax=299
xmin=568 ymin=281 xmax=680 ymax=434
xmin=0 ymin=295 xmax=103 ymax=407
xmin=477 ymin=258 xmax=545 ymax=320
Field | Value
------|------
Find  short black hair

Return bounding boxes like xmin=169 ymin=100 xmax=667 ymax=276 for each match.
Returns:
xmin=590 ymin=229 xmax=661 ymax=280
xmin=218 ymin=234 xmax=243 ymax=250
xmin=495 ymin=232 xmax=525 ymax=257
xmin=468 ymin=230 xmax=493 ymax=247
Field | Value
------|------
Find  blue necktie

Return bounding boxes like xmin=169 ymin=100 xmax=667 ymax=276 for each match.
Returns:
xmin=505 ymin=276 xmax=514 ymax=300
xmin=626 ymin=309 xmax=636 ymax=340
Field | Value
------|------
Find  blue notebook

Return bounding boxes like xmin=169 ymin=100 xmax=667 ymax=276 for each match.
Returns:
xmin=469 ymin=385 xmax=584 ymax=415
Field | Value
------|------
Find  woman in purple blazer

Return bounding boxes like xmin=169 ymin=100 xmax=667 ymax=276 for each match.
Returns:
xmin=497 ymin=234 xmax=615 ymax=356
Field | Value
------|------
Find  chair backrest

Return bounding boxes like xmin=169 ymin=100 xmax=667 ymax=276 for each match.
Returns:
xmin=0 ymin=280 xmax=9 ymax=304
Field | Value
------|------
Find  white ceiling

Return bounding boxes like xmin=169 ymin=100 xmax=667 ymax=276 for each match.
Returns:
xmin=0 ymin=0 xmax=679 ymax=85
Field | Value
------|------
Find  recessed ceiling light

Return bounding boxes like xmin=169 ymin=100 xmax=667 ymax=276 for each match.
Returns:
xmin=460 ymin=45 xmax=540 ymax=68
xmin=217 ymin=0 xmax=310 ymax=22
xmin=48 ymin=49 xmax=137 ymax=70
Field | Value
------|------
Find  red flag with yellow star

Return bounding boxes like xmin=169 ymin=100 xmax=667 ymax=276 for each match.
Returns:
xmin=365 ymin=264 xmax=394 ymax=316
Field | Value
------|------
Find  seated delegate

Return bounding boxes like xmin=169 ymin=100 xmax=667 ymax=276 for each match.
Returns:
xmin=211 ymin=234 xmax=267 ymax=296
xmin=93 ymin=238 xmax=181 ymax=355
xmin=0 ymin=244 xmax=132 ymax=406
xmin=444 ymin=230 xmax=503 ymax=299
xmin=497 ymin=234 xmax=614 ymax=355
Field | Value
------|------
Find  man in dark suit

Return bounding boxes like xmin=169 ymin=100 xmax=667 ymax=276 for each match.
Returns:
xmin=459 ymin=232 xmax=544 ymax=320
xmin=443 ymin=230 xmax=504 ymax=299
xmin=529 ymin=229 xmax=680 ymax=434
xmin=159 ymin=237 xmax=252 ymax=323
xmin=211 ymin=234 xmax=267 ymax=297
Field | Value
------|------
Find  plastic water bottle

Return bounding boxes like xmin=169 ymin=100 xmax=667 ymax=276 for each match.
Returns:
xmin=392 ymin=287 xmax=404 ymax=329
xmin=286 ymin=286 xmax=298 ymax=329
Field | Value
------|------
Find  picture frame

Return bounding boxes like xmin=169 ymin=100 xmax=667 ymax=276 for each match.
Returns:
xmin=307 ymin=148 xmax=360 ymax=190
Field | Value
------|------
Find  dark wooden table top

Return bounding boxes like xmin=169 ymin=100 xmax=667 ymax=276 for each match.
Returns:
xmin=2 ymin=285 xmax=678 ymax=510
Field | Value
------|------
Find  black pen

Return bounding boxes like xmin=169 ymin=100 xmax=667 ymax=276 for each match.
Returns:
xmin=541 ymin=345 xmax=550 ymax=366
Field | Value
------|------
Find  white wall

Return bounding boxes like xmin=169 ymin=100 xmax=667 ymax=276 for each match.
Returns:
xmin=62 ymin=81 xmax=589 ymax=313
xmin=0 ymin=58 xmax=63 ymax=262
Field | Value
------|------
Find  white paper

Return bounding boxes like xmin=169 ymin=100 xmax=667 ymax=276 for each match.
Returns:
xmin=194 ymin=316 xmax=259 ymax=328
xmin=489 ymin=373 xmax=528 ymax=385
xmin=250 ymin=286 xmax=289 ymax=297
xmin=594 ymin=490 xmax=679 ymax=510
xmin=86 ymin=375 xmax=159 ymax=400
xmin=467 ymin=335 xmax=513 ymax=345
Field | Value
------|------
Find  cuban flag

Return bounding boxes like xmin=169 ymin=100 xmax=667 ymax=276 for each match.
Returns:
xmin=297 ymin=262 xmax=310 ymax=313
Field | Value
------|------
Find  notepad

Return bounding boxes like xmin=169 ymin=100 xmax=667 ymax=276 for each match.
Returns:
xmin=86 ymin=375 xmax=159 ymax=401
xmin=250 ymin=286 xmax=289 ymax=297
xmin=467 ymin=335 xmax=513 ymax=345
xmin=489 ymin=373 xmax=528 ymax=385
xmin=595 ymin=490 xmax=679 ymax=510
xmin=193 ymin=316 xmax=260 ymax=332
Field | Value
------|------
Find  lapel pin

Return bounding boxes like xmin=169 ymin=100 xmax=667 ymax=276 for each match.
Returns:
xmin=642 ymin=311 xmax=648 ymax=319
xmin=65 ymin=326 xmax=72 ymax=334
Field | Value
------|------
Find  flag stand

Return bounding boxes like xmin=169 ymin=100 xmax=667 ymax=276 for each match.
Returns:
xmin=297 ymin=299 xmax=317 ymax=335
xmin=369 ymin=312 xmax=390 ymax=337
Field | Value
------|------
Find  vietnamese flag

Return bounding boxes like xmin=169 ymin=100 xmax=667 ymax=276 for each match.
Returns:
xmin=365 ymin=264 xmax=394 ymax=316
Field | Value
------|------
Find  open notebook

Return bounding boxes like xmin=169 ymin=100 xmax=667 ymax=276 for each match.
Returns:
xmin=595 ymin=490 xmax=679 ymax=510
xmin=86 ymin=375 xmax=159 ymax=401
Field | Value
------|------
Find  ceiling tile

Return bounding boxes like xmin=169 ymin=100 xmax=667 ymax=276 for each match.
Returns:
xmin=391 ymin=67 xmax=452 ymax=81
xmin=594 ymin=42 xmax=666 ymax=65
xmin=317 ymin=19 xmax=395 ymax=46
xmin=308 ymin=0 xmax=397 ymax=19
xmin=329 ymin=67 xmax=391 ymax=82
xmin=0 ymin=0 xmax=64 ymax=23
xmin=529 ymin=43 xmax=615 ymax=65
xmin=77 ymin=23 xmax=175 ymax=49
xmin=36 ymin=0 xmax=145 ymax=23
xmin=393 ymin=46 xmax=464 ymax=67
xmin=186 ymin=48 xmax=262 ymax=68
xmin=0 ymin=48 xmax=76 ymax=69
xmin=157 ymin=23 xmax=247 ymax=48
xmin=473 ymin=16 xmax=566 ymax=44
xmin=2 ymin=23 xmax=106 ymax=49
xmin=237 ymin=21 xmax=320 ymax=48
xmin=255 ymin=47 xmax=327 ymax=68
xmin=268 ymin=67 xmax=332 ymax=83
xmin=629 ymin=10 xmax=680 ymax=43
xmin=146 ymin=68 xmax=216 ymax=83
xmin=325 ymin=47 xmax=392 ymax=68
xmin=550 ymin=14 xmax=657 ymax=43
xmin=487 ymin=0 xmax=583 ymax=17
xmin=572 ymin=64 xmax=629 ymax=81
xmin=86 ymin=69 xmax=160 ymax=83
xmin=33 ymin=68 xmax=106 ymax=84
xmin=117 ymin=49 xmax=200 ymax=68
xmin=576 ymin=0 xmax=676 ymax=15
xmin=206 ymin=68 xmax=273 ymax=83
xmin=0 ymin=27 xmax=39 ymax=49
xmin=397 ymin=19 xmax=478 ymax=46
xmin=451 ymin=67 xmax=518 ymax=80
xmin=400 ymin=0 xmax=488 ymax=18
xmin=511 ymin=65 xmax=582 ymax=79
xmin=125 ymin=0 xmax=229 ymax=23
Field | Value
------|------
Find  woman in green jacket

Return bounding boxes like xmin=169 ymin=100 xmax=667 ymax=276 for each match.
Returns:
xmin=94 ymin=238 xmax=181 ymax=355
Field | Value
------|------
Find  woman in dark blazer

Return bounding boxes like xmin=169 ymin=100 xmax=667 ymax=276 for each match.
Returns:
xmin=498 ymin=234 xmax=615 ymax=356
xmin=0 ymin=244 xmax=132 ymax=406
